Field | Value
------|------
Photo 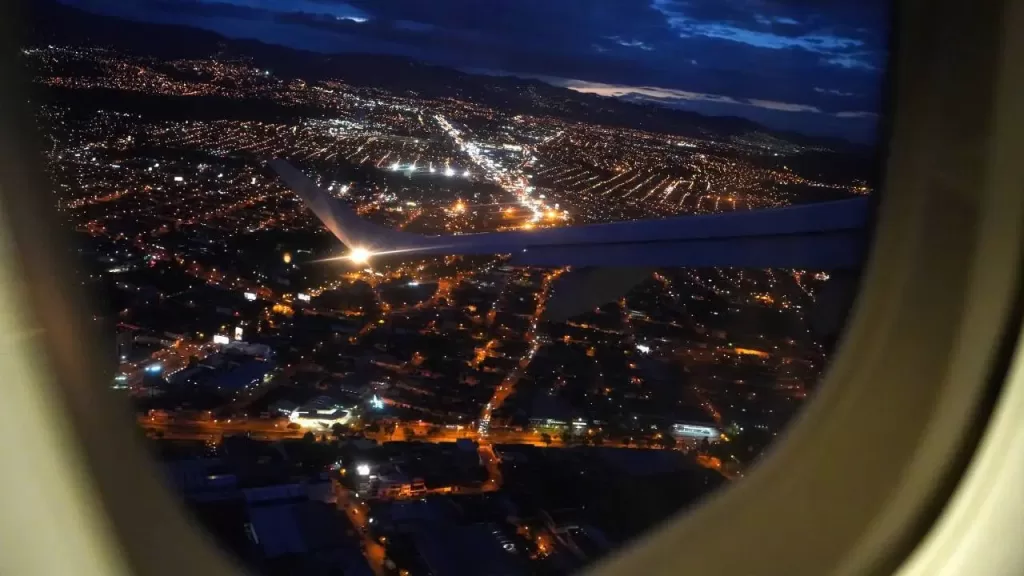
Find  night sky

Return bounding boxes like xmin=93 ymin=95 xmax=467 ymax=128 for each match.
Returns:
xmin=61 ymin=0 xmax=891 ymax=142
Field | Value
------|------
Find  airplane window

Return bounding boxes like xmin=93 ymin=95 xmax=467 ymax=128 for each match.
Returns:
xmin=24 ymin=0 xmax=888 ymax=574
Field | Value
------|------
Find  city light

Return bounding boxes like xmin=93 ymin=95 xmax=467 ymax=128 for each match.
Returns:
xmin=453 ymin=201 xmax=466 ymax=213
xmin=244 ymin=292 xmax=257 ymax=301
xmin=370 ymin=395 xmax=385 ymax=409
xmin=356 ymin=464 xmax=371 ymax=476
xmin=212 ymin=334 xmax=230 ymax=345
xmin=390 ymin=162 xmax=401 ymax=171
xmin=282 ymin=252 xmax=292 ymax=264
xmin=444 ymin=167 xmax=455 ymax=177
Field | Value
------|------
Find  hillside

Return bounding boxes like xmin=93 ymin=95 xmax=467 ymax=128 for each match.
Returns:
xmin=24 ymin=0 xmax=864 ymax=151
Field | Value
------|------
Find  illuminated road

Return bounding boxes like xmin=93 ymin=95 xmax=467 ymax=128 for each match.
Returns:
xmin=140 ymin=415 xmax=573 ymax=447
xmin=140 ymin=415 xmax=722 ymax=457
xmin=477 ymin=268 xmax=562 ymax=438
xmin=333 ymin=481 xmax=388 ymax=575
xmin=140 ymin=415 xmax=728 ymax=491
xmin=139 ymin=416 xmax=305 ymax=441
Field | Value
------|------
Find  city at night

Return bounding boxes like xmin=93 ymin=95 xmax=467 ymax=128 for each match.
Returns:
xmin=21 ymin=1 xmax=889 ymax=575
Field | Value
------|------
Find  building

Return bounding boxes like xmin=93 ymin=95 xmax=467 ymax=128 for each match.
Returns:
xmin=413 ymin=523 xmax=529 ymax=576
xmin=287 ymin=395 xmax=353 ymax=429
xmin=671 ymin=422 xmax=722 ymax=442
xmin=169 ymin=353 xmax=275 ymax=393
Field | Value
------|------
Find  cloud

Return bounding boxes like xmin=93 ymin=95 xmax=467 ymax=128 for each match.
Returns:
xmin=551 ymin=77 xmax=879 ymax=141
xmin=649 ymin=0 xmax=885 ymax=71
xmin=553 ymin=79 xmax=829 ymax=115
xmin=198 ymin=0 xmax=370 ymax=20
xmin=605 ymin=36 xmax=655 ymax=51
xmin=552 ymin=78 xmax=740 ymax=103
xmin=834 ymin=111 xmax=877 ymax=118
xmin=747 ymin=99 xmax=821 ymax=113
xmin=815 ymin=87 xmax=857 ymax=97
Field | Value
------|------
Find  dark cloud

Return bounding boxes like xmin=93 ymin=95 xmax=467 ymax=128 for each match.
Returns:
xmin=60 ymin=0 xmax=891 ymax=141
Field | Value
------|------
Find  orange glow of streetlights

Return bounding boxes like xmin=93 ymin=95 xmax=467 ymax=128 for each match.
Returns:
xmin=453 ymin=201 xmax=466 ymax=214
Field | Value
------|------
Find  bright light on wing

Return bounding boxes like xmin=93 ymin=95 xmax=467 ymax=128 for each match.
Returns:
xmin=349 ymin=247 xmax=371 ymax=264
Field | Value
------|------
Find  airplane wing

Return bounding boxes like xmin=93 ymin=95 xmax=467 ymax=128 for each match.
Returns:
xmin=269 ymin=159 xmax=870 ymax=270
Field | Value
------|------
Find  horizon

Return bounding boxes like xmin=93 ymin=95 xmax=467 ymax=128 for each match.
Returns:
xmin=54 ymin=0 xmax=889 ymax=143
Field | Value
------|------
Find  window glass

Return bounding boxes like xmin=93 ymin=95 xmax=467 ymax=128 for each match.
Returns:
xmin=28 ymin=0 xmax=888 ymax=573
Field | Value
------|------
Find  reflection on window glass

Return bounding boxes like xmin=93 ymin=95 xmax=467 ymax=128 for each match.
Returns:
xmin=29 ymin=0 xmax=886 ymax=572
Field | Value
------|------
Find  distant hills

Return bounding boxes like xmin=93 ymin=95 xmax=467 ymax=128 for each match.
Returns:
xmin=23 ymin=0 xmax=865 ymax=152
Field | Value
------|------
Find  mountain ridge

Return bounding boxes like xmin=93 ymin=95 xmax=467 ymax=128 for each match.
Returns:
xmin=25 ymin=0 xmax=866 ymax=152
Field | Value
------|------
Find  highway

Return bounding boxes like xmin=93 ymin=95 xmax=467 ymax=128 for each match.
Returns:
xmin=139 ymin=415 xmax=565 ymax=447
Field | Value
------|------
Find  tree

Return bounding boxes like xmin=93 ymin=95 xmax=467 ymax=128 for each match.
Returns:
xmin=621 ymin=437 xmax=632 ymax=447
xmin=699 ymin=437 xmax=711 ymax=454
xmin=540 ymin=433 xmax=552 ymax=446
xmin=659 ymin=435 xmax=677 ymax=450
xmin=426 ymin=426 xmax=442 ymax=437
xmin=302 ymin=431 xmax=316 ymax=443
xmin=591 ymin=434 xmax=604 ymax=446
xmin=320 ymin=433 xmax=329 ymax=443
xmin=331 ymin=422 xmax=347 ymax=439
xmin=402 ymin=426 xmax=416 ymax=441
xmin=364 ymin=422 xmax=381 ymax=434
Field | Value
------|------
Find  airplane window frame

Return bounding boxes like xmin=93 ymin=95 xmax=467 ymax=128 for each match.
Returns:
xmin=0 ymin=0 xmax=1021 ymax=575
